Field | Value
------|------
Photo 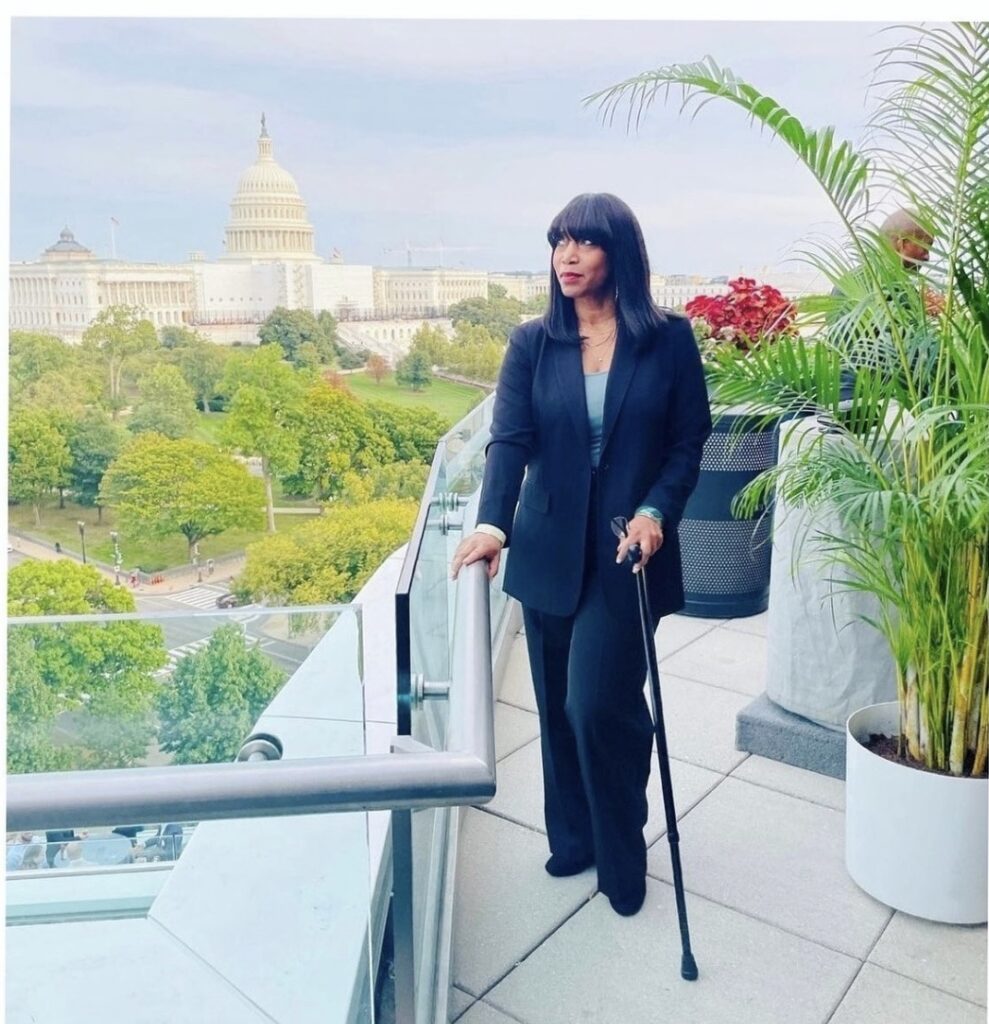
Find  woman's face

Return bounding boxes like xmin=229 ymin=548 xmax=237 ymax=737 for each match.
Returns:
xmin=552 ymin=234 xmax=611 ymax=301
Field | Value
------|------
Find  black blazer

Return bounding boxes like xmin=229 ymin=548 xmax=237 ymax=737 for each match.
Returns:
xmin=478 ymin=312 xmax=712 ymax=621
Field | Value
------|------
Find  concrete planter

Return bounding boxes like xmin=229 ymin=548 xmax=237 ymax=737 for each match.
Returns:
xmin=680 ymin=405 xmax=777 ymax=618
xmin=766 ymin=415 xmax=896 ymax=729
xmin=846 ymin=701 xmax=988 ymax=924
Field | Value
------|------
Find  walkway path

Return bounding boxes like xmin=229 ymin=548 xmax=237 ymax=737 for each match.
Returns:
xmin=7 ymin=534 xmax=245 ymax=596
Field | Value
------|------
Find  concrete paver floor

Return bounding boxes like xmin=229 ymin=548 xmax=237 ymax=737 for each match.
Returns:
xmin=451 ymin=613 xmax=988 ymax=1024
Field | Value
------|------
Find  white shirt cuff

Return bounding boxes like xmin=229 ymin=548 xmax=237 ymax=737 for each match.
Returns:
xmin=475 ymin=523 xmax=506 ymax=545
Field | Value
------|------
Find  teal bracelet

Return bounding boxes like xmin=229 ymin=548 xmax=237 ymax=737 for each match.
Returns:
xmin=635 ymin=506 xmax=664 ymax=525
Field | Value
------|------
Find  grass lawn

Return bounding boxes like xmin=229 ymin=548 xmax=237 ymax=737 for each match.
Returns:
xmin=344 ymin=372 xmax=485 ymax=423
xmin=190 ymin=411 xmax=228 ymax=445
xmin=9 ymin=499 xmax=316 ymax=573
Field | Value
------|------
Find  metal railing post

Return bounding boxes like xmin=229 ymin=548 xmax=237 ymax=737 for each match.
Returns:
xmin=391 ymin=808 xmax=416 ymax=1024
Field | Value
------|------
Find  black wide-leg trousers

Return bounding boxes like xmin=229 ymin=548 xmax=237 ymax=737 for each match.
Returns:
xmin=521 ymin=543 xmax=659 ymax=901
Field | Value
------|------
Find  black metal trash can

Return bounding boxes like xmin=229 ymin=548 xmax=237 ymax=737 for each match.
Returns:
xmin=679 ymin=409 xmax=777 ymax=618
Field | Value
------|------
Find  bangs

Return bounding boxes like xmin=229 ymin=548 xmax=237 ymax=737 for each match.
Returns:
xmin=547 ymin=194 xmax=614 ymax=249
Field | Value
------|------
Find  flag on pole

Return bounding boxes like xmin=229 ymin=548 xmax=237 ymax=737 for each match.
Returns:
xmin=110 ymin=216 xmax=120 ymax=226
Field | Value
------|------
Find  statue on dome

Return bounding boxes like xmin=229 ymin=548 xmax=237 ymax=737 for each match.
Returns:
xmin=260 ymin=112 xmax=268 ymax=137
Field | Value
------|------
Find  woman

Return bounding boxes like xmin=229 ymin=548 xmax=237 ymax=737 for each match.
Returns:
xmin=451 ymin=193 xmax=711 ymax=916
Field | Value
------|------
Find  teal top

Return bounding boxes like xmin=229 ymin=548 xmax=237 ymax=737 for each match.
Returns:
xmin=584 ymin=369 xmax=664 ymax=526
xmin=584 ymin=371 xmax=608 ymax=468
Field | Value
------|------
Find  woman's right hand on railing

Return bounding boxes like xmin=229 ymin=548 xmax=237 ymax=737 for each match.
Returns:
xmin=451 ymin=532 xmax=503 ymax=581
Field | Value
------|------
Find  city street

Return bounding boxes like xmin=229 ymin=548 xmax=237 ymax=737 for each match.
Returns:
xmin=7 ymin=541 xmax=313 ymax=680
xmin=134 ymin=586 xmax=314 ymax=678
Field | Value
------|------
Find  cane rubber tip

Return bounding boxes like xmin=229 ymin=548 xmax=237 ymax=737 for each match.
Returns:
xmin=681 ymin=953 xmax=698 ymax=981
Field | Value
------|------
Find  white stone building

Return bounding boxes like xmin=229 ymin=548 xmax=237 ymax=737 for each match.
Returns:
xmin=371 ymin=267 xmax=488 ymax=319
xmin=649 ymin=274 xmax=732 ymax=312
xmin=488 ymin=272 xmax=550 ymax=303
xmin=9 ymin=229 xmax=195 ymax=341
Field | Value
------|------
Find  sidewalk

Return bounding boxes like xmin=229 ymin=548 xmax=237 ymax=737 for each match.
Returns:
xmin=7 ymin=534 xmax=244 ymax=596
xmin=450 ymin=613 xmax=988 ymax=1024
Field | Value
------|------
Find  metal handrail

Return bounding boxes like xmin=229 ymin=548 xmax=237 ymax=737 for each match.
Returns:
xmin=5 ymin=563 xmax=495 ymax=832
xmin=7 ymin=603 xmax=353 ymax=626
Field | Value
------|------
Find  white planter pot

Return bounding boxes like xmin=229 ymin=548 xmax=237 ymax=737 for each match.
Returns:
xmin=846 ymin=701 xmax=988 ymax=924
xmin=766 ymin=415 xmax=896 ymax=730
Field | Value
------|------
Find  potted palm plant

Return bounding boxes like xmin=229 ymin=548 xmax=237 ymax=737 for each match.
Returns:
xmin=589 ymin=21 xmax=988 ymax=923
xmin=678 ymin=276 xmax=797 ymax=618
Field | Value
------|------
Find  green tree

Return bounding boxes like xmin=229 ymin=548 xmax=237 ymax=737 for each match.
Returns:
xmin=339 ymin=463 xmax=430 ymax=504
xmin=409 ymin=323 xmax=453 ymax=367
xmin=364 ymin=401 xmax=448 ymax=462
xmin=174 ymin=334 xmax=229 ymax=413
xmin=128 ymin=364 xmax=198 ymax=439
xmin=8 ymin=410 xmax=72 ymax=526
xmin=221 ymin=344 xmax=305 ymax=532
xmin=101 ymin=434 xmax=265 ymax=558
xmin=294 ymin=340 xmax=323 ymax=370
xmin=67 ymin=411 xmax=127 ymax=523
xmin=394 ymin=350 xmax=433 ymax=391
xmin=283 ymin=381 xmax=395 ymax=501
xmin=258 ymin=306 xmax=337 ymax=366
xmin=447 ymin=285 xmax=524 ymax=342
xmin=7 ymin=629 xmax=72 ymax=774
xmin=81 ymin=305 xmax=159 ymax=418
xmin=156 ymin=624 xmax=285 ymax=765
xmin=159 ymin=325 xmax=202 ymax=349
xmin=337 ymin=345 xmax=370 ymax=370
xmin=237 ymin=499 xmax=417 ymax=604
xmin=9 ymin=331 xmax=103 ymax=421
xmin=9 ymin=331 xmax=72 ymax=392
xmin=445 ymin=321 xmax=505 ymax=383
xmin=522 ymin=293 xmax=549 ymax=315
xmin=13 ymin=368 xmax=104 ymax=424
xmin=7 ymin=561 xmax=167 ymax=773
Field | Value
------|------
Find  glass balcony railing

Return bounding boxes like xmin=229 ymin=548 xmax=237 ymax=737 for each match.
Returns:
xmin=7 ymin=606 xmax=360 ymax=774
xmin=7 ymin=393 xmax=502 ymax=1024
xmin=393 ymin=394 xmax=511 ymax=1024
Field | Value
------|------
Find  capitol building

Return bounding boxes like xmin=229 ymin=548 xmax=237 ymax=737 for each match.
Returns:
xmin=8 ymin=117 xmax=498 ymax=350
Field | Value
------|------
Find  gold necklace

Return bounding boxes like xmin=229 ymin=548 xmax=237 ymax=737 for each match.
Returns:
xmin=581 ymin=325 xmax=617 ymax=371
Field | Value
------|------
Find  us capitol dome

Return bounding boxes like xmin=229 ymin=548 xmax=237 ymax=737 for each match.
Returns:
xmin=222 ymin=113 xmax=319 ymax=261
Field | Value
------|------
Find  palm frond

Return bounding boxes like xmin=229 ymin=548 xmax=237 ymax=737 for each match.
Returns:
xmin=584 ymin=57 xmax=871 ymax=223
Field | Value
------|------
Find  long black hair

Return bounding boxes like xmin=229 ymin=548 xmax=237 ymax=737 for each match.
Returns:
xmin=543 ymin=192 xmax=666 ymax=346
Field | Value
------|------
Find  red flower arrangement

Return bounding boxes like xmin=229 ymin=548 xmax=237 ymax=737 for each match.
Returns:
xmin=685 ymin=277 xmax=797 ymax=356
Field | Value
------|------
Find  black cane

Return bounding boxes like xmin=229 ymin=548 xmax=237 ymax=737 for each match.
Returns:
xmin=612 ymin=516 xmax=699 ymax=982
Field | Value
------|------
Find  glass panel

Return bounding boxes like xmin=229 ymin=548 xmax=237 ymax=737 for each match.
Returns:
xmin=400 ymin=394 xmax=496 ymax=1022
xmin=6 ymin=810 xmax=377 ymax=1024
xmin=7 ymin=602 xmax=379 ymax=1022
xmin=6 ymin=605 xmax=362 ymax=773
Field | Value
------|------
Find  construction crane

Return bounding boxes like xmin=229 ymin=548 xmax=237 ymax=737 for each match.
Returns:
xmin=382 ymin=241 xmax=482 ymax=268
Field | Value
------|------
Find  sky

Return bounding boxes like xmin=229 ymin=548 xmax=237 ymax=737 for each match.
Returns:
xmin=9 ymin=17 xmax=927 ymax=277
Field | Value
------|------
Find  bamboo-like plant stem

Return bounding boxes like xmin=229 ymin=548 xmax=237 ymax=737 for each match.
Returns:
xmin=951 ymin=548 xmax=985 ymax=773
xmin=904 ymin=665 xmax=922 ymax=762
xmin=973 ymin=687 xmax=989 ymax=778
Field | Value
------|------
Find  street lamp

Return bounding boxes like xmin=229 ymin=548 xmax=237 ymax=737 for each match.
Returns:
xmin=110 ymin=531 xmax=122 ymax=584
xmin=76 ymin=521 xmax=87 ymax=564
